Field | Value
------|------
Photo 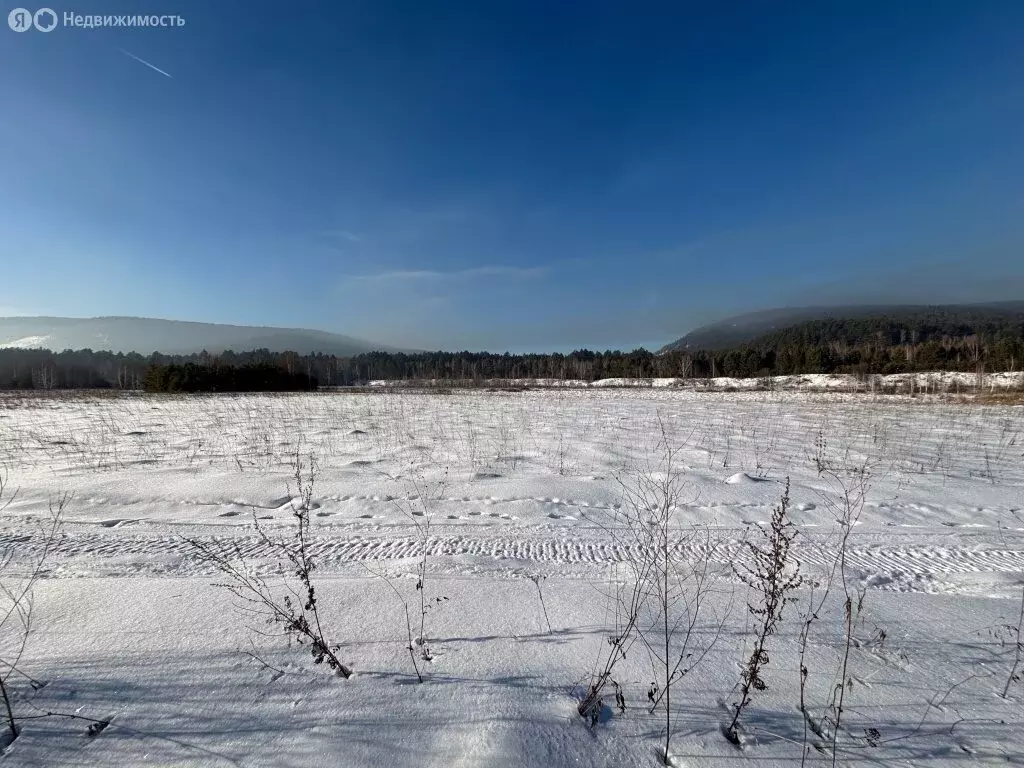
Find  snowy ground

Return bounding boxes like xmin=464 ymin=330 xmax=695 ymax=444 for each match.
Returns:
xmin=369 ymin=370 xmax=1024 ymax=393
xmin=0 ymin=389 xmax=1022 ymax=766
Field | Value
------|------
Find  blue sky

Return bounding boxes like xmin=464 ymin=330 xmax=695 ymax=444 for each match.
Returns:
xmin=2 ymin=0 xmax=1023 ymax=351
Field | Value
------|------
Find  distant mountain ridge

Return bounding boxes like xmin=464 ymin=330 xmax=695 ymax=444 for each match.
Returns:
xmin=660 ymin=301 xmax=1024 ymax=352
xmin=0 ymin=316 xmax=403 ymax=356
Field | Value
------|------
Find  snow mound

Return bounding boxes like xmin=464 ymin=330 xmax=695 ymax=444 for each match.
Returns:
xmin=725 ymin=471 xmax=769 ymax=484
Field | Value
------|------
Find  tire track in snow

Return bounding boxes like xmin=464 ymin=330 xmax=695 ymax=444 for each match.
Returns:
xmin=3 ymin=529 xmax=1024 ymax=580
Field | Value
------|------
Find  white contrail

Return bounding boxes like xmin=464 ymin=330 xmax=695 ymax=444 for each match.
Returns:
xmin=118 ymin=48 xmax=173 ymax=78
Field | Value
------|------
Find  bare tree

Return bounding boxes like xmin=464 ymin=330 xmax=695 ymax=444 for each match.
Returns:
xmin=577 ymin=556 xmax=656 ymax=726
xmin=578 ymin=415 xmax=725 ymax=762
xmin=795 ymin=458 xmax=873 ymax=763
xmin=614 ymin=431 xmax=725 ymax=764
xmin=726 ymin=478 xmax=803 ymax=745
xmin=639 ymin=521 xmax=726 ymax=765
xmin=362 ymin=563 xmax=424 ymax=683
xmin=576 ymin=495 xmax=662 ymax=727
xmin=0 ymin=480 xmax=70 ymax=748
xmin=381 ymin=465 xmax=450 ymax=665
xmin=188 ymin=452 xmax=353 ymax=678
xmin=999 ymin=584 xmax=1024 ymax=699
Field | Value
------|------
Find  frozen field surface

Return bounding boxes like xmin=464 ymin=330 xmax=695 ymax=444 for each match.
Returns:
xmin=0 ymin=390 xmax=1022 ymax=766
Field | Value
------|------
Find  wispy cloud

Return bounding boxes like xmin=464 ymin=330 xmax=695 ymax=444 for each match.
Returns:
xmin=347 ymin=265 xmax=548 ymax=283
xmin=324 ymin=229 xmax=361 ymax=243
xmin=118 ymin=48 xmax=173 ymax=79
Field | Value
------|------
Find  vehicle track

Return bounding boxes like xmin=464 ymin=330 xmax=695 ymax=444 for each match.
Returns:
xmin=5 ymin=526 xmax=1024 ymax=583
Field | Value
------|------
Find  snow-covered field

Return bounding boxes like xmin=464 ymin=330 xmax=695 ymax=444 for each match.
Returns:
xmin=0 ymin=389 xmax=1022 ymax=766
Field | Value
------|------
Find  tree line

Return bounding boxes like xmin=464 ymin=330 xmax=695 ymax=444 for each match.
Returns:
xmin=142 ymin=362 xmax=316 ymax=392
xmin=0 ymin=310 xmax=1022 ymax=390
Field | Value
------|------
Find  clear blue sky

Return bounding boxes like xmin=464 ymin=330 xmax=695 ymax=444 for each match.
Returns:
xmin=2 ymin=1 xmax=1023 ymax=351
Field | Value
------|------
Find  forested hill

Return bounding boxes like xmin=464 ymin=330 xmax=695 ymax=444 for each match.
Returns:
xmin=741 ymin=305 xmax=1024 ymax=348
xmin=703 ymin=305 xmax=1024 ymax=378
xmin=662 ymin=302 xmax=1024 ymax=352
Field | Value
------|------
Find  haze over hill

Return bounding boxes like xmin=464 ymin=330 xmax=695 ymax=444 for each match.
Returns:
xmin=0 ymin=316 xmax=403 ymax=356
xmin=660 ymin=301 xmax=1024 ymax=352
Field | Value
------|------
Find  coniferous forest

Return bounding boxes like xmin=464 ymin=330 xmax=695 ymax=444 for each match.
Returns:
xmin=0 ymin=308 xmax=1022 ymax=391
